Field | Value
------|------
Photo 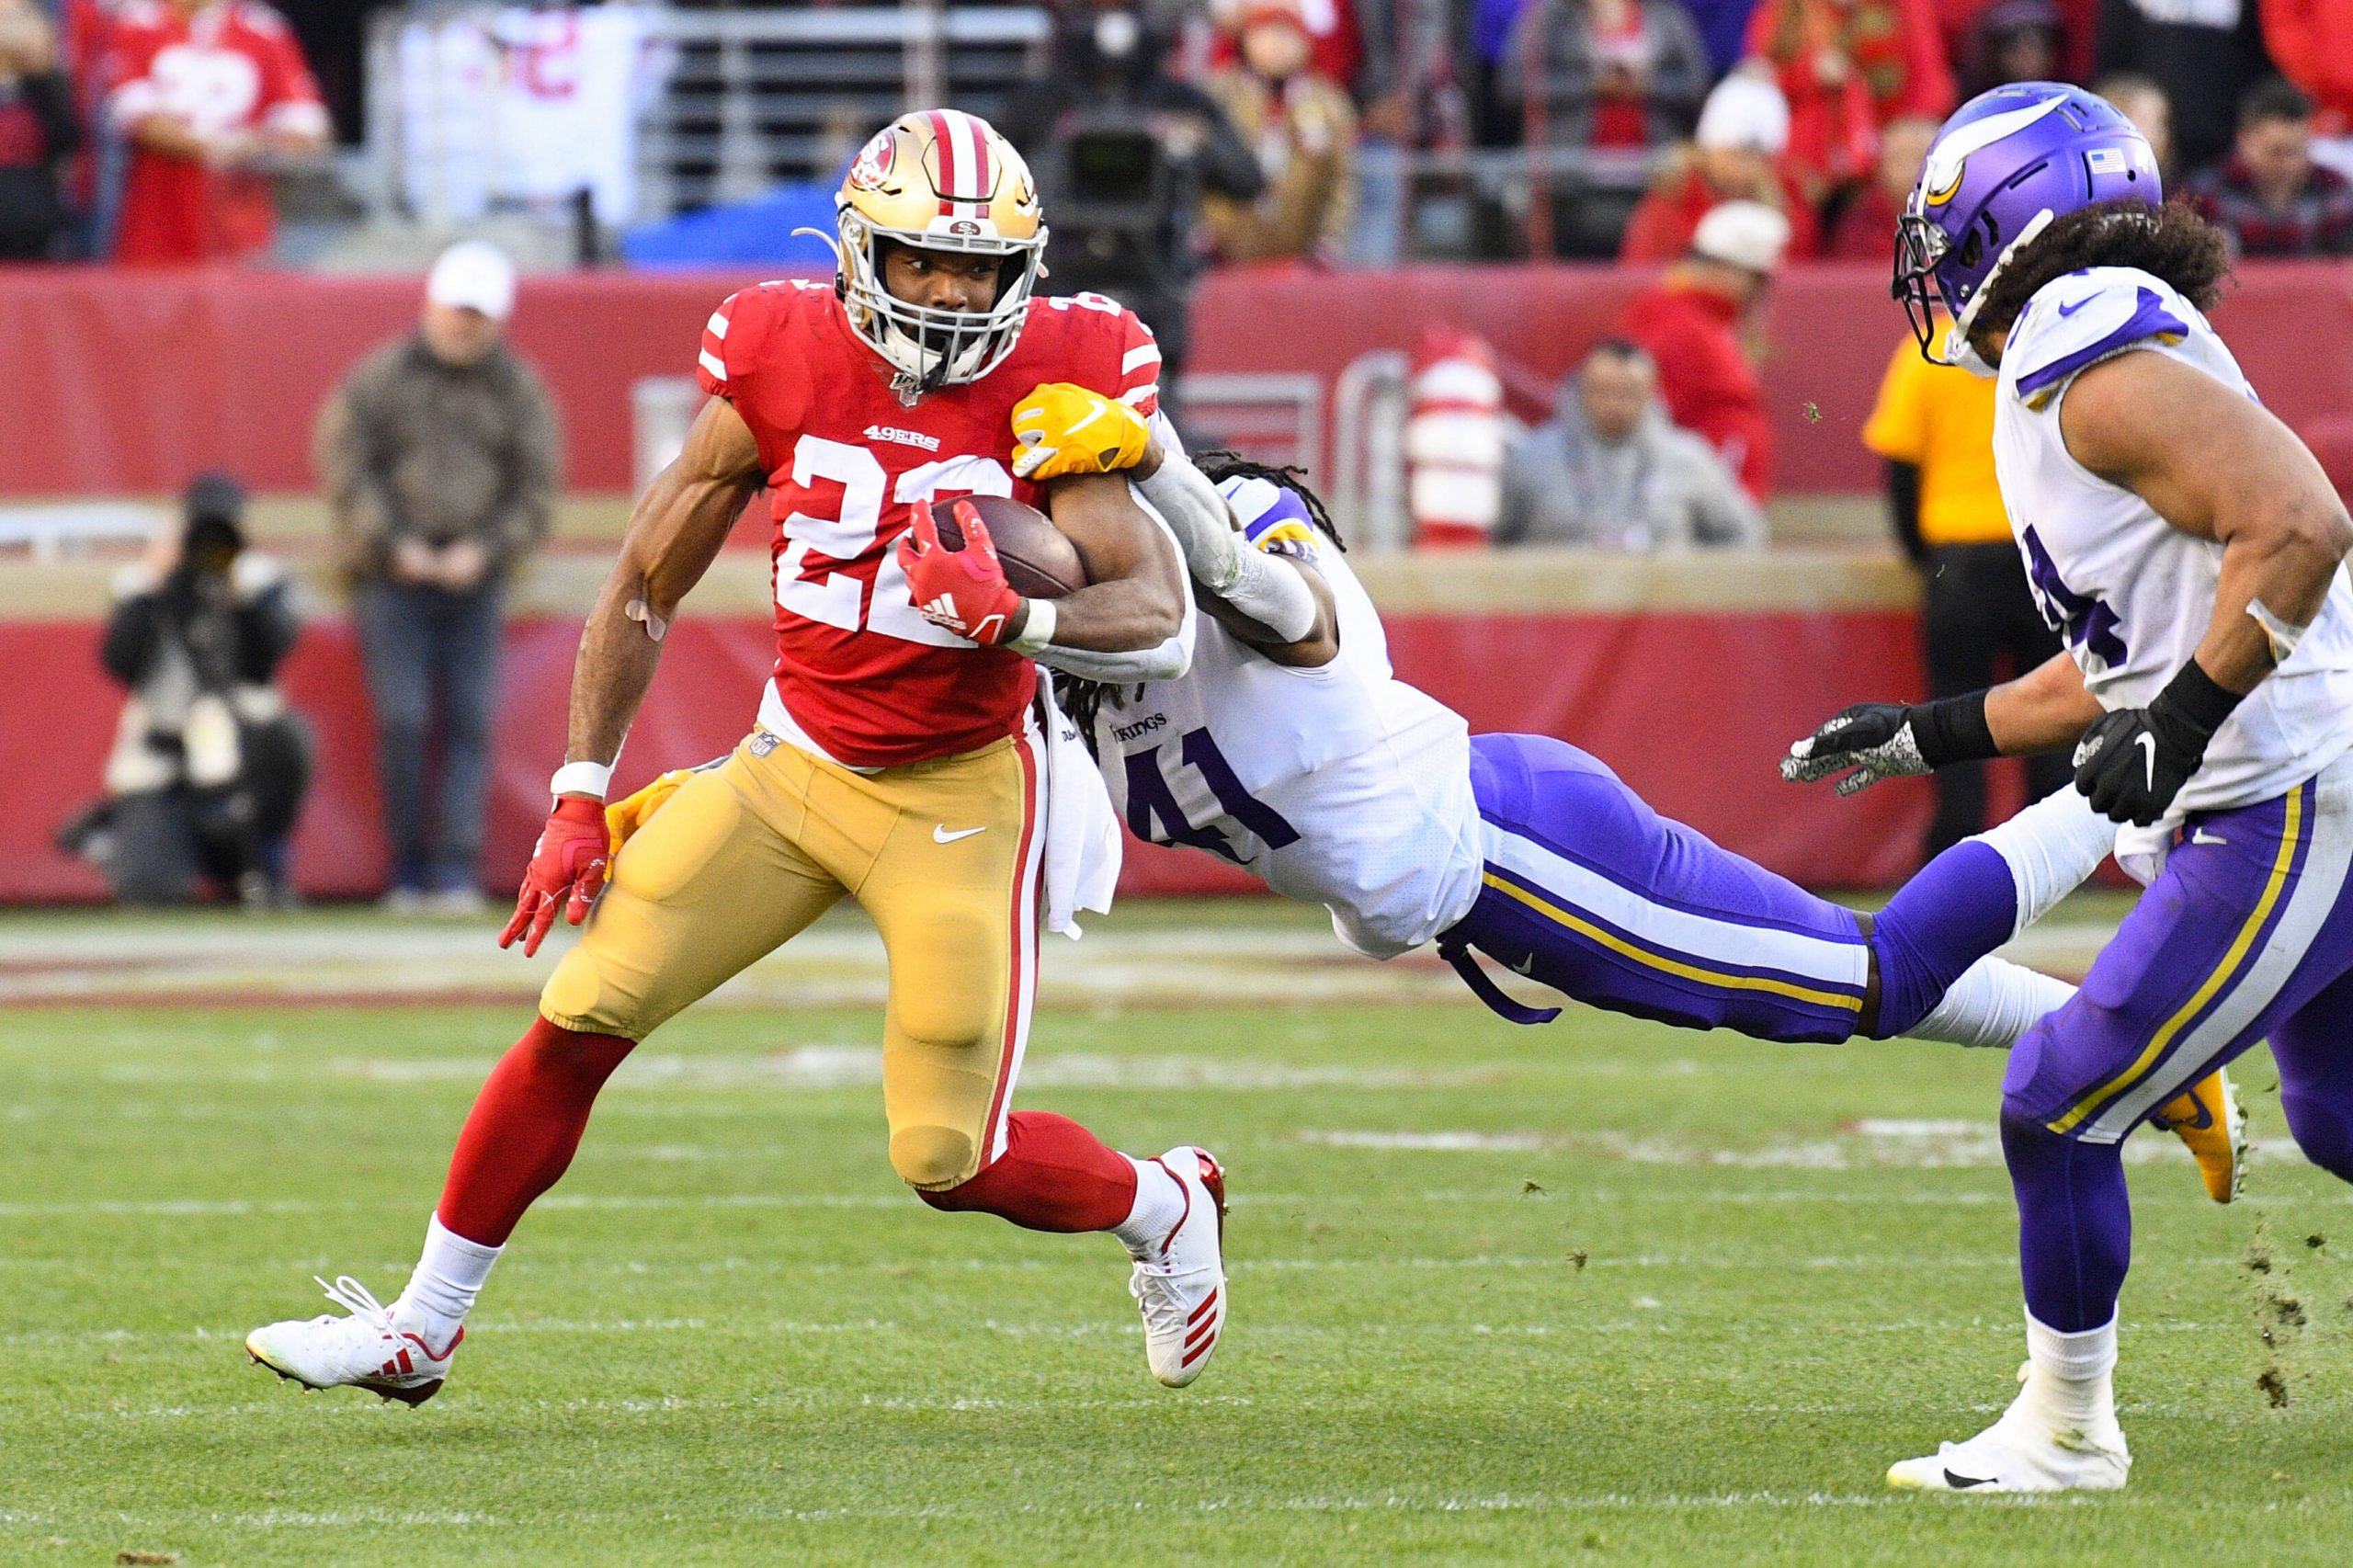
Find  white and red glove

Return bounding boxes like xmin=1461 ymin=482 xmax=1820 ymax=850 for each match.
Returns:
xmin=499 ymin=797 xmax=609 ymax=957
xmin=897 ymin=498 xmax=1025 ymax=646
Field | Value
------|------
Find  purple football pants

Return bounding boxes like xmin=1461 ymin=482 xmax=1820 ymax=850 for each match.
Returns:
xmin=2002 ymin=761 xmax=2353 ymax=1330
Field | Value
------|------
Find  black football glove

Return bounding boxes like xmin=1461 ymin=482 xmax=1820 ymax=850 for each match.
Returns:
xmin=2072 ymin=660 xmax=2243 ymax=825
xmin=1780 ymin=695 xmax=1998 ymax=797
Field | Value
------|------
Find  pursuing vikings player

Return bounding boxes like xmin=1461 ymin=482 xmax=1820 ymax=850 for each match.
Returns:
xmin=246 ymin=111 xmax=1230 ymax=1402
xmin=1786 ymin=84 xmax=2353 ymax=1491
xmin=995 ymin=385 xmax=2236 ymax=1187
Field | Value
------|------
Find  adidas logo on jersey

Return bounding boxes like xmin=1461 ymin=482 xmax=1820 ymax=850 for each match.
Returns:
xmin=864 ymin=424 xmax=941 ymax=452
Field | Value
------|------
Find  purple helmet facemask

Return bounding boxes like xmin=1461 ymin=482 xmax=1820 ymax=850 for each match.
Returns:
xmin=1894 ymin=83 xmax=2162 ymax=372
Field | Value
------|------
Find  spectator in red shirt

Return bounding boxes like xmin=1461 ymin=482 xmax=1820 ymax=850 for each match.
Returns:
xmin=1496 ymin=0 xmax=1713 ymax=256
xmin=2263 ymin=0 xmax=2353 ymax=136
xmin=104 ymin=0 xmax=327 ymax=265
xmin=2183 ymin=78 xmax=2353 ymax=259
xmin=1621 ymin=199 xmax=1790 ymax=500
xmin=1496 ymin=0 xmax=1712 ymax=155
xmin=1620 ymin=70 xmax=1820 ymax=261
xmin=1209 ymin=0 xmax=1364 ymax=93
xmin=1745 ymin=0 xmax=1955 ymax=205
xmin=1825 ymin=112 xmax=1936 ymax=259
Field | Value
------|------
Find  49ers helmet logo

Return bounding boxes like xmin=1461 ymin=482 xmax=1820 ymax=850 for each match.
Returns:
xmin=848 ymin=130 xmax=898 ymax=192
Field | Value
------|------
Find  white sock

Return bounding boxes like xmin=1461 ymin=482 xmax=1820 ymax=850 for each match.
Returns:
xmin=394 ymin=1214 xmax=502 ymax=1344
xmin=1904 ymin=957 xmax=2075 ymax=1049
xmin=1111 ymin=1154 xmax=1188 ymax=1256
xmin=1972 ymin=788 xmax=2118 ymax=938
xmin=2019 ymin=1312 xmax=2118 ymax=1432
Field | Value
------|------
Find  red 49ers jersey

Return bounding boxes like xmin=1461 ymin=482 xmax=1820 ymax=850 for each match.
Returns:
xmin=698 ymin=281 xmax=1161 ymax=768
xmin=104 ymin=0 xmax=329 ymax=265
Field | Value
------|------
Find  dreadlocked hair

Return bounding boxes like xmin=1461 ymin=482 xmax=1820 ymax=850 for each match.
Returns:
xmin=1052 ymin=669 xmax=1135 ymax=756
xmin=1056 ymin=452 xmax=1344 ymax=751
xmin=1192 ymin=451 xmax=1347 ymax=551
xmin=1972 ymin=198 xmax=2231 ymax=340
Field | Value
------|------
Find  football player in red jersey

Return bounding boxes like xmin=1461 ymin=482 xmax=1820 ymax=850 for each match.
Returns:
xmin=247 ymin=110 xmax=1229 ymax=1402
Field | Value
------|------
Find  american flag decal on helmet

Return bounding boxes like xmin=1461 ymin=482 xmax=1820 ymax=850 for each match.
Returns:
xmin=927 ymin=109 xmax=996 ymax=219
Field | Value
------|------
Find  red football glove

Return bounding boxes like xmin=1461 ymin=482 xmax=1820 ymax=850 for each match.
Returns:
xmin=897 ymin=498 xmax=1025 ymax=646
xmin=499 ymin=797 xmax=610 ymax=957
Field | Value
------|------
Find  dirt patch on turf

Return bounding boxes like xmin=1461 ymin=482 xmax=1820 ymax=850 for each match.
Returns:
xmin=2243 ymin=1220 xmax=2343 ymax=1411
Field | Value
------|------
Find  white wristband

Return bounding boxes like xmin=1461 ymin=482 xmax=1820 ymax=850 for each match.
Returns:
xmin=1007 ymin=597 xmax=1056 ymax=656
xmin=551 ymin=760 xmax=614 ymax=801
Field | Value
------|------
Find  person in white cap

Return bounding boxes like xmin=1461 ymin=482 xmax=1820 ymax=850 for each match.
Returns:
xmin=1621 ymin=68 xmax=1818 ymax=261
xmin=1620 ymin=198 xmax=1790 ymax=500
xmin=315 ymin=240 xmax=561 ymax=914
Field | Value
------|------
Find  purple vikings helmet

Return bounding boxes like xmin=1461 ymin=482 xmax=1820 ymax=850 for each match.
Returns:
xmin=1894 ymin=83 xmax=2161 ymax=366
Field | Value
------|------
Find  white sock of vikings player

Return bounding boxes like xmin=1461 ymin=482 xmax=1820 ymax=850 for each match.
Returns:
xmin=1974 ymin=787 xmax=2119 ymax=937
xmin=2019 ymin=1312 xmax=2118 ymax=1433
xmin=394 ymin=1215 xmax=502 ymax=1343
xmin=1111 ymin=1155 xmax=1189 ymax=1255
xmin=1905 ymin=957 xmax=2075 ymax=1049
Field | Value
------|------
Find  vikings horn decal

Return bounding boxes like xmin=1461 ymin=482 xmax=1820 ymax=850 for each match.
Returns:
xmin=1920 ymin=94 xmax=2071 ymax=208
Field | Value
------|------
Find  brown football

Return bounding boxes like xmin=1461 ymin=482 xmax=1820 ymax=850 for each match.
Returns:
xmin=930 ymin=494 xmax=1087 ymax=599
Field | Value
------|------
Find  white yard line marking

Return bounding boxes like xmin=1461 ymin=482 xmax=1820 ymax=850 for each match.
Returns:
xmin=0 ymin=918 xmax=1477 ymax=1008
xmin=74 ymin=1048 xmax=1512 ymax=1093
xmin=1303 ymin=1130 xmax=1547 ymax=1152
xmin=1296 ymin=1125 xmax=2295 ymax=1170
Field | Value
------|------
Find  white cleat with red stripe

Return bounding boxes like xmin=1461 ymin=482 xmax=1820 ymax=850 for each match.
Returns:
xmin=1128 ymin=1146 xmax=1228 ymax=1387
xmin=245 ymin=1275 xmax=460 ymax=1406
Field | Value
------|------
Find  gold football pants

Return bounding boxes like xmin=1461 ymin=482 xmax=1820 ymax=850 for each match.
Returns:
xmin=540 ymin=726 xmax=1044 ymax=1190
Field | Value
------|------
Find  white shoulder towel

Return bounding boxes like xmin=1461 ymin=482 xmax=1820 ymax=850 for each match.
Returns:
xmin=1035 ymin=681 xmax=1123 ymax=938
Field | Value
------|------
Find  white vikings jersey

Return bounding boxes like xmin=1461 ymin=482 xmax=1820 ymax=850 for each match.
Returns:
xmin=1086 ymin=476 xmax=1485 ymax=958
xmin=1994 ymin=265 xmax=2353 ymax=812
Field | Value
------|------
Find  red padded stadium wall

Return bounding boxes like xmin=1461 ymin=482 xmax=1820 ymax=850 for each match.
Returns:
xmin=3 ymin=263 xmax=2348 ymax=496
xmin=0 ymin=610 xmax=1930 ymax=903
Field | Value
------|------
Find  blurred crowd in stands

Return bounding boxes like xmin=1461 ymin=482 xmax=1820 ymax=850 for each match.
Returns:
xmin=1215 ymin=0 xmax=2353 ymax=267
xmin=1 ymin=0 xmax=334 ymax=263
xmin=2 ymin=1 xmax=2348 ymax=268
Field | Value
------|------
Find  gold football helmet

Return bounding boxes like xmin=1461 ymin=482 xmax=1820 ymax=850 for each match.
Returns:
xmin=832 ymin=109 xmax=1048 ymax=399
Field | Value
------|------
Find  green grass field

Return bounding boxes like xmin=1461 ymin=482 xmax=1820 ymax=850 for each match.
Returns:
xmin=4 ymin=901 xmax=2352 ymax=1566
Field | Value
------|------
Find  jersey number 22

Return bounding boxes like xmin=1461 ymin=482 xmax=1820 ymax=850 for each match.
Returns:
xmin=778 ymin=435 xmax=1013 ymax=647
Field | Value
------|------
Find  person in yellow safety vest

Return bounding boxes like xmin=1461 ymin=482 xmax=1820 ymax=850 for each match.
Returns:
xmin=1864 ymin=321 xmax=2069 ymax=859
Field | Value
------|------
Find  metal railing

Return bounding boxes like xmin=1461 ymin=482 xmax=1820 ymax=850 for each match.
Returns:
xmin=368 ymin=4 xmax=1051 ymax=227
xmin=640 ymin=4 xmax=1049 ymax=213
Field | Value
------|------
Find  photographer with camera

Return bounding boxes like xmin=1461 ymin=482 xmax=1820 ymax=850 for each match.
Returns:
xmin=61 ymin=473 xmax=313 ymax=908
xmin=1002 ymin=2 xmax=1264 ymax=408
